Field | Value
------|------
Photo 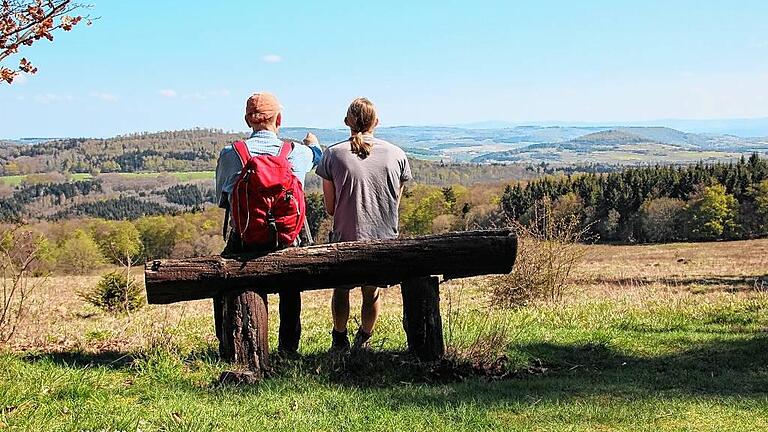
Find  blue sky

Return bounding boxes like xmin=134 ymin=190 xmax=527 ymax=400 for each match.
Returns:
xmin=1 ymin=0 xmax=767 ymax=137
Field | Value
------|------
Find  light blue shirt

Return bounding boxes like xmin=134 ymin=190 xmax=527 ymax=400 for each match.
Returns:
xmin=215 ymin=130 xmax=322 ymax=208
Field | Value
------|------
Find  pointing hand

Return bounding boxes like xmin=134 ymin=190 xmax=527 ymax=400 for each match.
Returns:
xmin=303 ymin=132 xmax=319 ymax=145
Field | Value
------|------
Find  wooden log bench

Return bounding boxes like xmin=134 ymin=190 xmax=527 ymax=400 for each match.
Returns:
xmin=144 ymin=230 xmax=517 ymax=380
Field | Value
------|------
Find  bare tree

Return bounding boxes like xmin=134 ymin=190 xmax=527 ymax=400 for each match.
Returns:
xmin=1 ymin=0 xmax=91 ymax=84
xmin=0 ymin=227 xmax=48 ymax=344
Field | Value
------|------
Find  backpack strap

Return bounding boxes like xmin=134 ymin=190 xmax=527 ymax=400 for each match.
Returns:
xmin=278 ymin=140 xmax=294 ymax=160
xmin=232 ymin=140 xmax=250 ymax=166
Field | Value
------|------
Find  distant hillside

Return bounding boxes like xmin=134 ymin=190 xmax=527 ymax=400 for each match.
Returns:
xmin=473 ymin=126 xmax=768 ymax=164
xmin=456 ymin=117 xmax=768 ymax=137
xmin=0 ymin=129 xmax=239 ymax=175
xmin=2 ymin=125 xmax=767 ymax=175
xmin=568 ymin=130 xmax=650 ymax=146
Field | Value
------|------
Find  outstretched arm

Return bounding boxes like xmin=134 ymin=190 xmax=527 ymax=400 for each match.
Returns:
xmin=323 ymin=179 xmax=336 ymax=216
xmin=303 ymin=132 xmax=323 ymax=167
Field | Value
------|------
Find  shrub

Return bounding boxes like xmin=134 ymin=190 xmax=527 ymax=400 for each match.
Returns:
xmin=490 ymin=199 xmax=587 ymax=308
xmin=55 ymin=229 xmax=105 ymax=274
xmin=90 ymin=220 xmax=143 ymax=266
xmin=135 ymin=216 xmax=177 ymax=260
xmin=401 ymin=185 xmax=450 ymax=235
xmin=639 ymin=197 xmax=686 ymax=242
xmin=81 ymin=271 xmax=145 ymax=313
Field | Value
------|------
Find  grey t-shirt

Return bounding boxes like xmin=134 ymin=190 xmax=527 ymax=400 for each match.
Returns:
xmin=316 ymin=136 xmax=412 ymax=242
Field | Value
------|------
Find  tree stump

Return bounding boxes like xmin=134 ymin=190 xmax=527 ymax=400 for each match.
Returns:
xmin=214 ymin=290 xmax=270 ymax=380
xmin=401 ymin=276 xmax=444 ymax=361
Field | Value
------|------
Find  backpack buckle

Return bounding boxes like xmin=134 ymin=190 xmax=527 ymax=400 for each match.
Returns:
xmin=267 ymin=211 xmax=278 ymax=249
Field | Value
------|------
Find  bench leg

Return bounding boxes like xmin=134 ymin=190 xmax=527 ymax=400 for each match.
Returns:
xmin=401 ymin=276 xmax=445 ymax=361
xmin=214 ymin=290 xmax=270 ymax=380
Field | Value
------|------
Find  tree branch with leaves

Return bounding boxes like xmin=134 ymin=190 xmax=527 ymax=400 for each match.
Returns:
xmin=1 ymin=0 xmax=91 ymax=84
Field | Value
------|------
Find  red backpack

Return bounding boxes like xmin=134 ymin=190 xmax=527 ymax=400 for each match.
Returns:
xmin=229 ymin=140 xmax=306 ymax=249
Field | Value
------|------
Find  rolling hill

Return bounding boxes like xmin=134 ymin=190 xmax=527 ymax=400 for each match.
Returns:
xmin=1 ymin=126 xmax=767 ymax=175
xmin=472 ymin=127 xmax=768 ymax=164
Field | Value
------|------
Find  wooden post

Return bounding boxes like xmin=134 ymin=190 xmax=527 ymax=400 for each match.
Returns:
xmin=401 ymin=276 xmax=444 ymax=361
xmin=214 ymin=290 xmax=270 ymax=380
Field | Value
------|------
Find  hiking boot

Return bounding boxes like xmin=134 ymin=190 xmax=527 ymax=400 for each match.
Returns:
xmin=276 ymin=347 xmax=300 ymax=360
xmin=330 ymin=329 xmax=350 ymax=352
xmin=352 ymin=329 xmax=373 ymax=352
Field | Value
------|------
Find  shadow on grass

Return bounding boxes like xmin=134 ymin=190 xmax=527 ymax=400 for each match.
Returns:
xmin=21 ymin=346 xmax=221 ymax=371
xmin=19 ymin=336 xmax=768 ymax=403
xmin=22 ymin=350 xmax=137 ymax=370
xmin=272 ymin=335 xmax=768 ymax=398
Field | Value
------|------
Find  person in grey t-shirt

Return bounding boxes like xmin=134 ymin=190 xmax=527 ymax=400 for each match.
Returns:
xmin=316 ymin=97 xmax=412 ymax=351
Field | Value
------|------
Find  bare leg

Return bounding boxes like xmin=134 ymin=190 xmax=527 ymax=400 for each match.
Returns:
xmin=360 ymin=286 xmax=381 ymax=334
xmin=331 ymin=288 xmax=350 ymax=332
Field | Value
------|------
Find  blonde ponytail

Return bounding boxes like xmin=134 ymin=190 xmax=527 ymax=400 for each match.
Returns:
xmin=350 ymin=132 xmax=371 ymax=158
xmin=346 ymin=98 xmax=377 ymax=159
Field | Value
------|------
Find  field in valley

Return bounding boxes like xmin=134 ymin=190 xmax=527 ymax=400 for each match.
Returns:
xmin=0 ymin=171 xmax=215 ymax=187
xmin=1 ymin=239 xmax=767 ymax=431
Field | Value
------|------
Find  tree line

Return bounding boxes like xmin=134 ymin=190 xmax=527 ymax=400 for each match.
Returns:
xmin=500 ymin=153 xmax=768 ymax=242
xmin=8 ymin=154 xmax=768 ymax=277
xmin=4 ymin=153 xmax=768 ymax=277
xmin=0 ymin=177 xmax=219 ymax=222
xmin=0 ymin=128 xmax=591 ymax=187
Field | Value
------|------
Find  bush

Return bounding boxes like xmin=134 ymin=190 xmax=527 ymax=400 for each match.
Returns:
xmin=135 ymin=216 xmax=177 ymax=260
xmin=639 ymin=197 xmax=686 ymax=242
xmin=81 ymin=271 xmax=145 ymax=313
xmin=55 ymin=229 xmax=105 ymax=274
xmin=90 ymin=220 xmax=143 ymax=266
xmin=490 ymin=199 xmax=587 ymax=308
xmin=401 ymin=185 xmax=450 ymax=235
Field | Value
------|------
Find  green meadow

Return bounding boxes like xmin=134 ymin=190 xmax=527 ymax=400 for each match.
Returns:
xmin=1 ymin=240 xmax=767 ymax=431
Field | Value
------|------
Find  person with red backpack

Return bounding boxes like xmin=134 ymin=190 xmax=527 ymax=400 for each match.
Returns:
xmin=215 ymin=92 xmax=322 ymax=356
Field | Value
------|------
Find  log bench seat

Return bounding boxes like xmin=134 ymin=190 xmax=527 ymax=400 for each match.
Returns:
xmin=144 ymin=230 xmax=517 ymax=380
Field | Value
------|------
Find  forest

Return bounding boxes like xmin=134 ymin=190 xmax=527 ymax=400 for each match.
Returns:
xmin=501 ymin=153 xmax=768 ymax=243
xmin=2 ymin=153 xmax=765 ymax=278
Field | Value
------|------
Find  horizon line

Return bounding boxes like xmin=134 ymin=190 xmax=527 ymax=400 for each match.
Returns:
xmin=7 ymin=115 xmax=768 ymax=141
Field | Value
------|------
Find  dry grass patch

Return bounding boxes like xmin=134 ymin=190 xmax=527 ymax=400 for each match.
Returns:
xmin=4 ymin=238 xmax=767 ymax=357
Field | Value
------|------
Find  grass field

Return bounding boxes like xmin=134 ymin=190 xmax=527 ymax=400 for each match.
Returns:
xmin=0 ymin=173 xmax=94 ymax=186
xmin=0 ymin=171 xmax=215 ymax=186
xmin=1 ymin=240 xmax=767 ymax=431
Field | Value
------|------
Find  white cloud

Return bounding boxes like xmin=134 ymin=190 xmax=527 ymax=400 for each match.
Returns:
xmin=91 ymin=92 xmax=118 ymax=102
xmin=158 ymin=89 xmax=177 ymax=98
xmin=34 ymin=94 xmax=73 ymax=104
xmin=261 ymin=54 xmax=283 ymax=64
xmin=14 ymin=73 xmax=29 ymax=85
